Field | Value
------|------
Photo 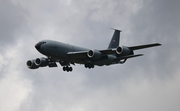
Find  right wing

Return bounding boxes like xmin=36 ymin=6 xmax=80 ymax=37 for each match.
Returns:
xmin=128 ymin=43 xmax=161 ymax=50
xmin=67 ymin=43 xmax=161 ymax=59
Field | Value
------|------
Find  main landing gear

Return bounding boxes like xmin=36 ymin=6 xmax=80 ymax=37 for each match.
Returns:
xmin=63 ymin=66 xmax=73 ymax=72
xmin=85 ymin=63 xmax=94 ymax=69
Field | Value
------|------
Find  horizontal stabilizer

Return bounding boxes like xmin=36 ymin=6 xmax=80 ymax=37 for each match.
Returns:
xmin=115 ymin=54 xmax=143 ymax=61
xmin=129 ymin=43 xmax=161 ymax=50
xmin=110 ymin=28 xmax=122 ymax=32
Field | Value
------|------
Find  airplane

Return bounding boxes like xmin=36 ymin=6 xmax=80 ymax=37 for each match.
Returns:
xmin=26 ymin=29 xmax=161 ymax=72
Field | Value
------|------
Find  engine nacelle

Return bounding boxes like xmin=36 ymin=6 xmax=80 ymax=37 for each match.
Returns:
xmin=35 ymin=58 xmax=48 ymax=67
xmin=27 ymin=60 xmax=39 ymax=69
xmin=87 ymin=50 xmax=102 ymax=59
xmin=116 ymin=46 xmax=132 ymax=56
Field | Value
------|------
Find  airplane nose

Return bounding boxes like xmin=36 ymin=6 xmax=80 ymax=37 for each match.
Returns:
xmin=35 ymin=43 xmax=41 ymax=50
xmin=35 ymin=41 xmax=46 ymax=51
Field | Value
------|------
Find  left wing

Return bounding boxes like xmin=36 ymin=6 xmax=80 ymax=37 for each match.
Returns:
xmin=67 ymin=51 xmax=87 ymax=58
xmin=67 ymin=49 xmax=115 ymax=59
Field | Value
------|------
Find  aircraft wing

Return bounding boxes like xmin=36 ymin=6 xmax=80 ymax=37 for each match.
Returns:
xmin=67 ymin=49 xmax=116 ymax=58
xmin=128 ymin=43 xmax=161 ymax=50
xmin=67 ymin=43 xmax=161 ymax=59
xmin=67 ymin=51 xmax=87 ymax=58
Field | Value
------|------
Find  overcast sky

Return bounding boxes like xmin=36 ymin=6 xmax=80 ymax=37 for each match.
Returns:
xmin=0 ymin=0 xmax=180 ymax=111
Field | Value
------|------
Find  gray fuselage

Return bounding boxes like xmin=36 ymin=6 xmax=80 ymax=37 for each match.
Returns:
xmin=35 ymin=40 xmax=116 ymax=65
xmin=36 ymin=40 xmax=89 ymax=64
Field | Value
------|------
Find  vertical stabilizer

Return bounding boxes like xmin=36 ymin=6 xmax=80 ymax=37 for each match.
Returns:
xmin=108 ymin=29 xmax=122 ymax=49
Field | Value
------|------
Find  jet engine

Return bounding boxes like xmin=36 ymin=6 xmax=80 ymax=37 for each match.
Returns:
xmin=35 ymin=58 xmax=48 ymax=67
xmin=87 ymin=50 xmax=102 ymax=59
xmin=27 ymin=60 xmax=39 ymax=69
xmin=116 ymin=46 xmax=133 ymax=56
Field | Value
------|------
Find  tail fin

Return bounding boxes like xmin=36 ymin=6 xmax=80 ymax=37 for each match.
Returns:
xmin=108 ymin=29 xmax=122 ymax=49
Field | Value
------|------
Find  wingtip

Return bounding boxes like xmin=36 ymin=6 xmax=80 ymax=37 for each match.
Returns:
xmin=158 ymin=43 xmax=162 ymax=46
xmin=155 ymin=43 xmax=162 ymax=46
xmin=135 ymin=54 xmax=144 ymax=57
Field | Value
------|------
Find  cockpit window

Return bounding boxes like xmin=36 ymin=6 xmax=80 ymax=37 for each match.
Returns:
xmin=40 ymin=41 xmax=46 ymax=44
xmin=37 ymin=41 xmax=46 ymax=45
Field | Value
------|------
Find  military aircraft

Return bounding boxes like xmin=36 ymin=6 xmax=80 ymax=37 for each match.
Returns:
xmin=26 ymin=29 xmax=161 ymax=72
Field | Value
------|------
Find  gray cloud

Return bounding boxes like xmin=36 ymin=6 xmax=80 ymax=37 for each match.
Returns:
xmin=0 ymin=0 xmax=180 ymax=111
xmin=128 ymin=0 xmax=180 ymax=78
xmin=0 ymin=0 xmax=28 ymax=46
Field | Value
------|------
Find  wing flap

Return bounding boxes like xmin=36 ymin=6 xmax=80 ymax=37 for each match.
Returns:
xmin=129 ymin=43 xmax=161 ymax=50
xmin=115 ymin=54 xmax=143 ymax=61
